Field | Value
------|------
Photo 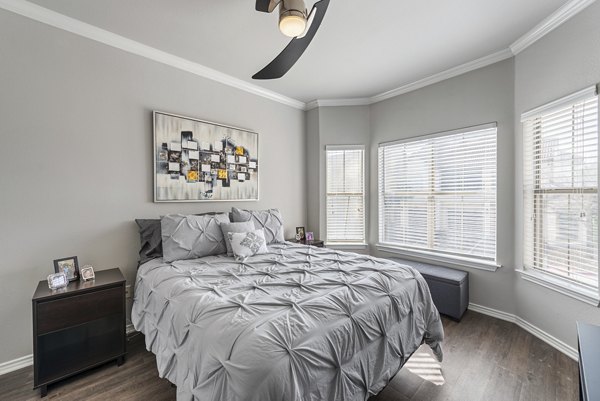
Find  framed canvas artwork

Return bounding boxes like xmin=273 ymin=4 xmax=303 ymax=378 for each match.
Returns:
xmin=153 ymin=111 xmax=259 ymax=202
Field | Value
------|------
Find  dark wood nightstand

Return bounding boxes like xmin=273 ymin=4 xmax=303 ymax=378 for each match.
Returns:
xmin=287 ymin=239 xmax=325 ymax=248
xmin=32 ymin=268 xmax=126 ymax=397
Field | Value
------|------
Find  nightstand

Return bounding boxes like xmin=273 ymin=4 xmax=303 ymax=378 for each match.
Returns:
xmin=32 ymin=268 xmax=126 ymax=397
xmin=287 ymin=239 xmax=325 ymax=248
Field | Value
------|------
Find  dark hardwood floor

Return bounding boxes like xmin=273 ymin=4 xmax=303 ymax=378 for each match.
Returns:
xmin=0 ymin=311 xmax=578 ymax=401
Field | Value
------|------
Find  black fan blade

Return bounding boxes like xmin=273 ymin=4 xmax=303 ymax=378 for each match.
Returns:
xmin=255 ymin=0 xmax=272 ymax=12
xmin=253 ymin=0 xmax=330 ymax=80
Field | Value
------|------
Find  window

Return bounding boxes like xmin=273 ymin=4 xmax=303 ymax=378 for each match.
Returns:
xmin=523 ymin=86 xmax=598 ymax=289
xmin=378 ymin=124 xmax=497 ymax=263
xmin=326 ymin=146 xmax=365 ymax=244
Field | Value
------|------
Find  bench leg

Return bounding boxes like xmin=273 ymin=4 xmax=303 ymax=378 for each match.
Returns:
xmin=40 ymin=385 xmax=48 ymax=398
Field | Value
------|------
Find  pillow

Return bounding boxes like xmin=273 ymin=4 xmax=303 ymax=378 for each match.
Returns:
xmin=161 ymin=213 xmax=229 ymax=263
xmin=230 ymin=208 xmax=285 ymax=244
xmin=227 ymin=229 xmax=269 ymax=260
xmin=135 ymin=219 xmax=163 ymax=265
xmin=220 ymin=221 xmax=256 ymax=256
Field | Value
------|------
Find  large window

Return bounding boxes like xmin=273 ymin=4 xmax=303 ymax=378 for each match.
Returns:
xmin=523 ymin=87 xmax=598 ymax=289
xmin=378 ymin=124 xmax=497 ymax=263
xmin=326 ymin=146 xmax=365 ymax=245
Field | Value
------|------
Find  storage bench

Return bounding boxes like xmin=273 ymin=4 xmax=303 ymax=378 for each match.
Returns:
xmin=389 ymin=258 xmax=469 ymax=321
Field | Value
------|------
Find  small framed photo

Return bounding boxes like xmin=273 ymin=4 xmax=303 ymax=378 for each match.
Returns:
xmin=47 ymin=272 xmax=69 ymax=290
xmin=295 ymin=227 xmax=305 ymax=241
xmin=80 ymin=265 xmax=95 ymax=282
xmin=306 ymin=232 xmax=314 ymax=241
xmin=53 ymin=256 xmax=79 ymax=282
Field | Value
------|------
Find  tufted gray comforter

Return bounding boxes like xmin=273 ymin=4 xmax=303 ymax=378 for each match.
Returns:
xmin=132 ymin=242 xmax=444 ymax=401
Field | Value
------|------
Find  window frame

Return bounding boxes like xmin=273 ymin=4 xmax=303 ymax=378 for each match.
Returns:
xmin=325 ymin=145 xmax=367 ymax=247
xmin=376 ymin=123 xmax=500 ymax=271
xmin=519 ymin=85 xmax=600 ymax=305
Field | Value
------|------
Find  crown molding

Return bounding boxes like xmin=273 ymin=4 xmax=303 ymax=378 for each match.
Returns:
xmin=305 ymin=97 xmax=372 ymax=110
xmin=510 ymin=0 xmax=597 ymax=55
xmin=0 ymin=0 xmax=306 ymax=110
xmin=370 ymin=49 xmax=513 ymax=104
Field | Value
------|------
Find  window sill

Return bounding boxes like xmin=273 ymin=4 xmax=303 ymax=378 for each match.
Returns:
xmin=517 ymin=269 xmax=599 ymax=307
xmin=325 ymin=243 xmax=369 ymax=250
xmin=375 ymin=244 xmax=500 ymax=272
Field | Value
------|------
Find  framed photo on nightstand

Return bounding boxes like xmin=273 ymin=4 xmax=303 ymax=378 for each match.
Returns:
xmin=53 ymin=256 xmax=79 ymax=282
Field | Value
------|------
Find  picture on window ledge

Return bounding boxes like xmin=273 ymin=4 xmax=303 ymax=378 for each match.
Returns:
xmin=306 ymin=232 xmax=314 ymax=241
xmin=53 ymin=256 xmax=79 ymax=282
xmin=296 ymin=227 xmax=305 ymax=241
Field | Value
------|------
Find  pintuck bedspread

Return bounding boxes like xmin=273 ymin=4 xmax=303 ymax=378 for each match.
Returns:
xmin=132 ymin=242 xmax=444 ymax=401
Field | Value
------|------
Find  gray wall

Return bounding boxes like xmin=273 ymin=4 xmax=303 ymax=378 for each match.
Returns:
xmin=0 ymin=11 xmax=306 ymax=364
xmin=305 ymin=106 xmax=370 ymax=247
xmin=514 ymin=1 xmax=600 ymax=347
xmin=369 ymin=59 xmax=517 ymax=315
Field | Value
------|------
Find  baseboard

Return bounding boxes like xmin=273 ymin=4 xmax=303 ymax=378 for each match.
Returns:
xmin=468 ymin=303 xmax=578 ymax=361
xmin=0 ymin=354 xmax=32 ymax=376
xmin=126 ymin=323 xmax=136 ymax=335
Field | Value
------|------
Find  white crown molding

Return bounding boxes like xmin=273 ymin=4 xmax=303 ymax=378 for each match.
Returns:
xmin=510 ymin=0 xmax=597 ymax=55
xmin=468 ymin=303 xmax=578 ymax=361
xmin=0 ymin=354 xmax=32 ymax=376
xmin=0 ymin=0 xmax=306 ymax=110
xmin=370 ymin=49 xmax=514 ymax=104
xmin=305 ymin=97 xmax=372 ymax=110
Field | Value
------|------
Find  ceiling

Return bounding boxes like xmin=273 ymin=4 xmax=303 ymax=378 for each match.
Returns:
xmin=27 ymin=0 xmax=569 ymax=102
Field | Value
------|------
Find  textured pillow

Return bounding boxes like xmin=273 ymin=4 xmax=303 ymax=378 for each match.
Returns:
xmin=220 ymin=221 xmax=256 ymax=256
xmin=161 ymin=214 xmax=230 ymax=263
xmin=231 ymin=208 xmax=285 ymax=244
xmin=227 ymin=229 xmax=269 ymax=260
xmin=135 ymin=219 xmax=163 ymax=265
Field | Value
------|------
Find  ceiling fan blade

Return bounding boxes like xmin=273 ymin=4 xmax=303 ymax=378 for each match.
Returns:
xmin=253 ymin=0 xmax=330 ymax=80
xmin=255 ymin=0 xmax=272 ymax=12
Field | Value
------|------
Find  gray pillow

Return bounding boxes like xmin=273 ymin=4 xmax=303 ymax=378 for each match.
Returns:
xmin=231 ymin=208 xmax=285 ymax=244
xmin=161 ymin=214 xmax=230 ymax=263
xmin=220 ymin=221 xmax=256 ymax=256
xmin=135 ymin=219 xmax=163 ymax=265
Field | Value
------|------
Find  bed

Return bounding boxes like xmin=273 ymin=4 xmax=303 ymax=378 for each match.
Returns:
xmin=132 ymin=241 xmax=444 ymax=401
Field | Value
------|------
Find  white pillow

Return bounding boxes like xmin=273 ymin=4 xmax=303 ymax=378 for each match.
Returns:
xmin=227 ymin=229 xmax=269 ymax=260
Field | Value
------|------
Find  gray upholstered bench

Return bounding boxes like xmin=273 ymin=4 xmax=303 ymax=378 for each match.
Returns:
xmin=389 ymin=258 xmax=469 ymax=321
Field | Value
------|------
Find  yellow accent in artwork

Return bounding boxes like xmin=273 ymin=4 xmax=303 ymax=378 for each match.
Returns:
xmin=187 ymin=171 xmax=199 ymax=181
xmin=217 ymin=169 xmax=228 ymax=179
xmin=235 ymin=146 xmax=245 ymax=156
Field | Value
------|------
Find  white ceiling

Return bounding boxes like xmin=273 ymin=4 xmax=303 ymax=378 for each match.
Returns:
xmin=27 ymin=0 xmax=568 ymax=102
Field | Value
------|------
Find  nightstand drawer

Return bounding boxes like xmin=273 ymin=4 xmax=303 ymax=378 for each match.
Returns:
xmin=36 ymin=286 xmax=123 ymax=334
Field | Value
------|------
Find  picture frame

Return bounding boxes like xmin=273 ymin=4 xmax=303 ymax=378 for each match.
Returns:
xmin=306 ymin=232 xmax=314 ymax=241
xmin=80 ymin=265 xmax=95 ymax=282
xmin=47 ymin=272 xmax=69 ymax=290
xmin=153 ymin=111 xmax=259 ymax=202
xmin=53 ymin=256 xmax=79 ymax=282
xmin=295 ymin=227 xmax=306 ymax=241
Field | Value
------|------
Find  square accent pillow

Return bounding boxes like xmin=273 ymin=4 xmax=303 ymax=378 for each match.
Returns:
xmin=227 ymin=229 xmax=269 ymax=260
xmin=135 ymin=219 xmax=163 ymax=265
xmin=231 ymin=208 xmax=285 ymax=244
xmin=220 ymin=221 xmax=256 ymax=256
xmin=161 ymin=214 xmax=229 ymax=263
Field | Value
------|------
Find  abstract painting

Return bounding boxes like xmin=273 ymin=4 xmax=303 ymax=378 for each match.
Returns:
xmin=153 ymin=111 xmax=259 ymax=202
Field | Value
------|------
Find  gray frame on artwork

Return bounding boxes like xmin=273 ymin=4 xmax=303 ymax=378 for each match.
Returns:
xmin=153 ymin=111 xmax=260 ymax=203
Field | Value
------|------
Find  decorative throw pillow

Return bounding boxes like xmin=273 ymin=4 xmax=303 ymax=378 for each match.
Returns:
xmin=230 ymin=208 xmax=285 ymax=244
xmin=161 ymin=214 xmax=229 ymax=263
xmin=227 ymin=229 xmax=269 ymax=260
xmin=220 ymin=221 xmax=256 ymax=256
xmin=135 ymin=219 xmax=163 ymax=265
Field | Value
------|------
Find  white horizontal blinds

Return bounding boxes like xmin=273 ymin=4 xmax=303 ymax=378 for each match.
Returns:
xmin=378 ymin=125 xmax=497 ymax=260
xmin=523 ymin=90 xmax=599 ymax=288
xmin=326 ymin=147 xmax=365 ymax=243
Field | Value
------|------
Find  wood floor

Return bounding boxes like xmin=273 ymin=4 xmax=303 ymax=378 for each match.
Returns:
xmin=0 ymin=311 xmax=578 ymax=401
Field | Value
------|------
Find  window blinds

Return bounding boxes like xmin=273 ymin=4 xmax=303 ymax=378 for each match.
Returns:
xmin=523 ymin=87 xmax=599 ymax=288
xmin=326 ymin=146 xmax=365 ymax=244
xmin=378 ymin=124 xmax=497 ymax=261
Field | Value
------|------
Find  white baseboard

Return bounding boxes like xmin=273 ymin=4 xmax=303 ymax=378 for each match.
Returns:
xmin=0 ymin=354 xmax=32 ymax=376
xmin=468 ymin=303 xmax=578 ymax=361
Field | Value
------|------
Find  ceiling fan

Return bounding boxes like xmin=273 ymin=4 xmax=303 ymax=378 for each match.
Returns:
xmin=253 ymin=0 xmax=330 ymax=80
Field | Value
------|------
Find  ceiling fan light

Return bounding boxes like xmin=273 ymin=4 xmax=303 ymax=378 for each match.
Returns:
xmin=279 ymin=13 xmax=306 ymax=37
